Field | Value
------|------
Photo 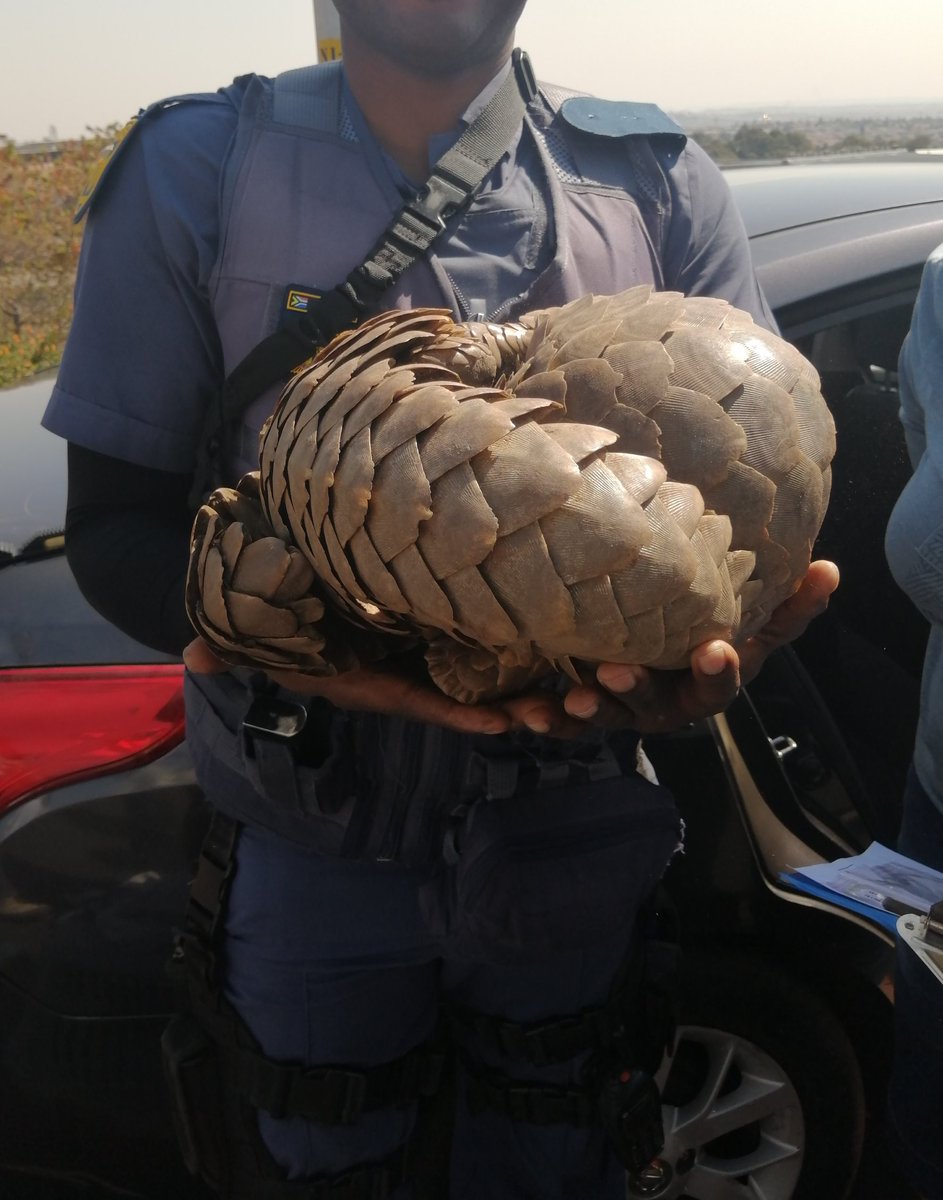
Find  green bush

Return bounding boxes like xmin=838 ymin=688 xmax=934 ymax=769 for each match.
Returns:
xmin=0 ymin=130 xmax=115 ymax=387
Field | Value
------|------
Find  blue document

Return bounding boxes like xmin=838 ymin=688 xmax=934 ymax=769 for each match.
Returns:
xmin=781 ymin=842 xmax=943 ymax=934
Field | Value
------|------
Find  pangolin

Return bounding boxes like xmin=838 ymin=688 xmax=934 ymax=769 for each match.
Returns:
xmin=186 ymin=285 xmax=835 ymax=702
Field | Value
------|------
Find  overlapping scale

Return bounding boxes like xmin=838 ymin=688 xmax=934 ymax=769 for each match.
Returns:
xmin=186 ymin=285 xmax=835 ymax=701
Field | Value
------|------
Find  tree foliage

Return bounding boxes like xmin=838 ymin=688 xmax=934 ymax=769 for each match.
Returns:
xmin=0 ymin=130 xmax=114 ymax=387
xmin=693 ymin=116 xmax=943 ymax=166
xmin=729 ymin=124 xmax=813 ymax=161
xmin=692 ymin=122 xmax=815 ymax=165
xmin=689 ymin=132 xmax=740 ymax=165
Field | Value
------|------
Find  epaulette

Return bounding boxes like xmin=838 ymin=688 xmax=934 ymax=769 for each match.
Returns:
xmin=74 ymin=93 xmax=221 ymax=223
xmin=559 ymin=97 xmax=686 ymax=144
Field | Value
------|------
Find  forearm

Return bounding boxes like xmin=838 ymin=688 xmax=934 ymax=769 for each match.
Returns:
xmin=65 ymin=443 xmax=195 ymax=655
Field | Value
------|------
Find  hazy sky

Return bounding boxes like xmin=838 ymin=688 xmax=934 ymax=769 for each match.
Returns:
xmin=2 ymin=0 xmax=941 ymax=143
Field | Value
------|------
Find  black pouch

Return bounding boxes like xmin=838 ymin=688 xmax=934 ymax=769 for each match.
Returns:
xmin=419 ymin=772 xmax=682 ymax=964
xmin=161 ymin=1012 xmax=230 ymax=1193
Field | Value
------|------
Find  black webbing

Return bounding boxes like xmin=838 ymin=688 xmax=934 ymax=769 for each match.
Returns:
xmin=169 ymin=810 xmax=437 ymax=1198
xmin=178 ymin=812 xmax=446 ymax=1127
xmin=222 ymin=48 xmax=537 ymax=416
xmin=449 ymin=994 xmax=624 ymax=1070
xmin=176 ymin=811 xmax=241 ymax=998
xmin=225 ymin=1039 xmax=446 ymax=1126
xmin=463 ymin=1064 xmax=597 ymax=1127
xmin=447 ymin=945 xmax=643 ymax=1068
xmin=341 ymin=48 xmax=537 ymax=308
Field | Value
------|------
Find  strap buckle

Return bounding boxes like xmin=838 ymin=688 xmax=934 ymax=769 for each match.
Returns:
xmin=401 ymin=170 xmax=470 ymax=240
xmin=596 ymin=1063 xmax=665 ymax=1174
xmin=232 ymin=1039 xmax=446 ymax=1124
xmin=512 ymin=48 xmax=538 ymax=103
xmin=260 ymin=1064 xmax=367 ymax=1124
xmin=233 ymin=1055 xmax=368 ymax=1124
xmin=242 ymin=694 xmax=308 ymax=744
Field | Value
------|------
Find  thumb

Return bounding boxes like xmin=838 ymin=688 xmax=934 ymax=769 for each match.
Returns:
xmin=183 ymin=636 xmax=230 ymax=674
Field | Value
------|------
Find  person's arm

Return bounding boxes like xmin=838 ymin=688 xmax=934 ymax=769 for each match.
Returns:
xmin=65 ymin=444 xmax=194 ymax=655
xmin=896 ymin=248 xmax=943 ymax=469
xmin=661 ymin=139 xmax=777 ymax=331
xmin=46 ymin=99 xmax=238 ymax=652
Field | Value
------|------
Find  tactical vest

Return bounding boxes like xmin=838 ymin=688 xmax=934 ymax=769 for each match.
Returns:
xmin=185 ymin=61 xmax=688 ymax=859
xmin=208 ymin=61 xmax=686 ymax=477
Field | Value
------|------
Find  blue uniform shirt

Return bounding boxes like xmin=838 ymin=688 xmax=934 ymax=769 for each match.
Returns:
xmin=886 ymin=243 xmax=943 ymax=817
xmin=44 ymin=69 xmax=551 ymax=469
xmin=44 ymin=64 xmax=772 ymax=475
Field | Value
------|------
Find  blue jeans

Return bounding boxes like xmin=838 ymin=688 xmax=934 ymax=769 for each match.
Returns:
xmin=223 ymin=823 xmax=633 ymax=1199
xmin=888 ymin=765 xmax=943 ymax=1199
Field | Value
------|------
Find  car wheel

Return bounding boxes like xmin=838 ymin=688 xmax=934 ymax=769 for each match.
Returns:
xmin=627 ymin=950 xmax=866 ymax=1200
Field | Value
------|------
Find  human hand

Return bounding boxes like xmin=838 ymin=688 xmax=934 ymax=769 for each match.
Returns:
xmin=550 ymin=559 xmax=840 ymax=735
xmin=183 ymin=560 xmax=839 ymax=740
xmin=493 ymin=643 xmax=743 ymax=738
xmin=734 ymin=559 xmax=840 ymax=685
xmin=182 ymin=636 xmax=513 ymax=736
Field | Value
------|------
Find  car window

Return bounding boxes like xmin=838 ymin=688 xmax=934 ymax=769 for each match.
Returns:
xmin=791 ymin=295 xmax=927 ymax=675
xmin=0 ymin=555 xmax=175 ymax=668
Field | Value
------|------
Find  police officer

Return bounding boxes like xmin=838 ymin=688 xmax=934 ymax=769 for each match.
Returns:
xmin=44 ymin=1 xmax=838 ymax=1196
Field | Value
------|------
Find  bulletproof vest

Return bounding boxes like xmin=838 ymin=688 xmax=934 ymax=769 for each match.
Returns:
xmin=209 ymin=62 xmax=686 ymax=479
xmin=187 ymin=62 xmax=688 ymax=858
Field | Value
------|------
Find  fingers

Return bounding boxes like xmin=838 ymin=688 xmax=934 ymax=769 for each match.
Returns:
xmin=563 ymin=664 xmax=668 ymax=732
xmin=761 ymin=560 xmax=839 ymax=640
xmin=381 ymin=676 xmax=512 ymax=736
xmin=500 ymin=692 xmax=590 ymax=740
xmin=563 ymin=640 xmax=742 ymax=733
xmin=680 ymin=639 xmax=742 ymax=717
xmin=268 ymin=666 xmax=512 ymax=736
xmin=560 ymin=558 xmax=838 ymax=737
xmin=572 ymin=561 xmax=839 ymax=733
xmin=738 ymin=559 xmax=839 ymax=683
xmin=805 ymin=558 xmax=841 ymax=599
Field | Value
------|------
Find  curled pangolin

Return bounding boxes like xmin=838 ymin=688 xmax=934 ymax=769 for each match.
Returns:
xmin=186 ymin=285 xmax=835 ymax=702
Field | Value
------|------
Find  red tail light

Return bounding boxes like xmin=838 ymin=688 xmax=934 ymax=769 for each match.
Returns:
xmin=0 ymin=664 xmax=186 ymax=813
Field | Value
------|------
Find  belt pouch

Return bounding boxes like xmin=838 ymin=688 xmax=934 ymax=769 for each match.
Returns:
xmin=161 ymin=1013 xmax=230 ymax=1192
xmin=419 ymin=774 xmax=682 ymax=964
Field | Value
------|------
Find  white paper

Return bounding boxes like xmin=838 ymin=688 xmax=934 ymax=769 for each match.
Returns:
xmin=791 ymin=842 xmax=943 ymax=915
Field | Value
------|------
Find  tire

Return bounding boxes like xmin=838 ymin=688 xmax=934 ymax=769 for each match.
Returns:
xmin=627 ymin=950 xmax=866 ymax=1200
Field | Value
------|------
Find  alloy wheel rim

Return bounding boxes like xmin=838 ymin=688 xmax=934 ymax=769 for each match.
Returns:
xmin=626 ymin=1023 xmax=805 ymax=1200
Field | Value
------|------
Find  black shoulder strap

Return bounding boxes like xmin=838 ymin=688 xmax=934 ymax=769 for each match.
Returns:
xmin=189 ymin=51 xmax=536 ymax=507
xmin=214 ymin=50 xmax=537 ymax=436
